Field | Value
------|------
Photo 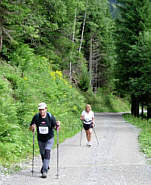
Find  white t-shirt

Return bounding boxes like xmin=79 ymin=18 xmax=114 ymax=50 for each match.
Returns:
xmin=81 ymin=110 xmax=94 ymax=124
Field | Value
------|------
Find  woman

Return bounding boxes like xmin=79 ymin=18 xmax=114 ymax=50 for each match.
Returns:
xmin=80 ymin=104 xmax=95 ymax=146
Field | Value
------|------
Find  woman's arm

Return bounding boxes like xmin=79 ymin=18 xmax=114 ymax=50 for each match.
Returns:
xmin=92 ymin=116 xmax=95 ymax=127
xmin=80 ymin=115 xmax=85 ymax=121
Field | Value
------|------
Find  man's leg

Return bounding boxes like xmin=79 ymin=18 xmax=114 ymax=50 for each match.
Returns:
xmin=41 ymin=154 xmax=44 ymax=162
xmin=42 ymin=137 xmax=54 ymax=173
xmin=38 ymin=140 xmax=45 ymax=173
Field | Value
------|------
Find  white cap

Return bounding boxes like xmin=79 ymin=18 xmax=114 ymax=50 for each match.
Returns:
xmin=38 ymin=102 xmax=47 ymax=110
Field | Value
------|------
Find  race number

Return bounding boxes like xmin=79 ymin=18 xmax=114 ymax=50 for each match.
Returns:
xmin=39 ymin=126 xmax=49 ymax=134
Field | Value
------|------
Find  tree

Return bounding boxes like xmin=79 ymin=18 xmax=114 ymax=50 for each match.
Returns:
xmin=82 ymin=0 xmax=115 ymax=90
xmin=114 ymin=0 xmax=151 ymax=117
xmin=0 ymin=0 xmax=15 ymax=51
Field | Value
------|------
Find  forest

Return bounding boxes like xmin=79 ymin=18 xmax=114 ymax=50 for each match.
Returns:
xmin=0 ymin=0 xmax=151 ymax=167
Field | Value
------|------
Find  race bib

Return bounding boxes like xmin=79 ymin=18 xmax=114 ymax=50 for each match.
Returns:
xmin=39 ymin=126 xmax=49 ymax=134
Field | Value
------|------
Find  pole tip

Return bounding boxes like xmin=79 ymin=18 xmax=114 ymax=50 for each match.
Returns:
xmin=56 ymin=174 xmax=60 ymax=179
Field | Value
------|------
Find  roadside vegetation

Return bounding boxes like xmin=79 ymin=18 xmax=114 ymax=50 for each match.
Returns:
xmin=84 ymin=89 xmax=130 ymax=112
xmin=123 ymin=114 xmax=151 ymax=158
xmin=0 ymin=58 xmax=85 ymax=168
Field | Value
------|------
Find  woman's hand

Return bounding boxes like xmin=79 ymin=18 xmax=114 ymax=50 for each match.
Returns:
xmin=80 ymin=115 xmax=85 ymax=121
xmin=92 ymin=122 xmax=95 ymax=128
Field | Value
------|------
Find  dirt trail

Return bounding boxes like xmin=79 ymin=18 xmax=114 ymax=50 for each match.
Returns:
xmin=1 ymin=113 xmax=151 ymax=185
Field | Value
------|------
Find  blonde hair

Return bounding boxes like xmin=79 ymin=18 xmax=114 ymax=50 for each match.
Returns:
xmin=85 ymin=104 xmax=92 ymax=111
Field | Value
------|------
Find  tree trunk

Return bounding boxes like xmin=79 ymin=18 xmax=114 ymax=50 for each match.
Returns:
xmin=69 ymin=8 xmax=77 ymax=81
xmin=141 ymin=104 xmax=144 ymax=118
xmin=72 ymin=8 xmax=77 ymax=43
xmin=0 ymin=35 xmax=2 ymax=52
xmin=131 ymin=95 xmax=139 ymax=117
xmin=147 ymin=104 xmax=151 ymax=119
xmin=89 ymin=36 xmax=92 ymax=87
xmin=79 ymin=0 xmax=88 ymax=53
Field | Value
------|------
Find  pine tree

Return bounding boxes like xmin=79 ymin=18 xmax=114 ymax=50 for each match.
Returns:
xmin=114 ymin=0 xmax=151 ymax=117
xmin=82 ymin=0 xmax=115 ymax=90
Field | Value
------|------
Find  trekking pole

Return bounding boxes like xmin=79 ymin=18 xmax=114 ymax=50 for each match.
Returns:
xmin=32 ymin=129 xmax=35 ymax=176
xmin=56 ymin=126 xmax=59 ymax=179
xmin=80 ymin=123 xmax=83 ymax=146
xmin=93 ymin=127 xmax=99 ymax=145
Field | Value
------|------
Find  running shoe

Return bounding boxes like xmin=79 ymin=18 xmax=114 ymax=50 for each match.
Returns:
xmin=42 ymin=172 xmax=47 ymax=178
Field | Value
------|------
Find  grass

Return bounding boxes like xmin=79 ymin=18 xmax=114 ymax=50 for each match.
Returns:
xmin=83 ymin=89 xmax=130 ymax=112
xmin=123 ymin=113 xmax=151 ymax=158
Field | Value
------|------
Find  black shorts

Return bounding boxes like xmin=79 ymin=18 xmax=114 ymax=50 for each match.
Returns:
xmin=83 ymin=123 xmax=93 ymax=131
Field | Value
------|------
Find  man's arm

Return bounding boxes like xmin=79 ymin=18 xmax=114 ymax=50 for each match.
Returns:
xmin=56 ymin=121 xmax=60 ymax=129
xmin=29 ymin=124 xmax=36 ymax=132
xmin=51 ymin=115 xmax=60 ymax=129
xmin=29 ymin=115 xmax=37 ymax=132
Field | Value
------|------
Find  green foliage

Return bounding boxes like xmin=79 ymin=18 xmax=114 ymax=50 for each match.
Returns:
xmin=114 ymin=0 xmax=151 ymax=116
xmin=82 ymin=0 xmax=116 ymax=88
xmin=0 ymin=45 xmax=85 ymax=166
xmin=0 ymin=0 xmax=115 ymax=88
xmin=123 ymin=114 xmax=151 ymax=158
xmin=83 ymin=88 xmax=130 ymax=112
xmin=78 ymin=64 xmax=90 ymax=91
xmin=114 ymin=0 xmax=151 ymax=98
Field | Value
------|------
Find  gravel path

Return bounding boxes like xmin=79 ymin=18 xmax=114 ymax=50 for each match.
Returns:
xmin=1 ymin=113 xmax=151 ymax=185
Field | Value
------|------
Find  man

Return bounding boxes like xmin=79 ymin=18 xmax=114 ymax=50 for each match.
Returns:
xmin=30 ymin=102 xmax=60 ymax=178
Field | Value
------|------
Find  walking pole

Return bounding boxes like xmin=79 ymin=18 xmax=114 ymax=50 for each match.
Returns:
xmin=32 ymin=130 xmax=35 ymax=176
xmin=93 ymin=127 xmax=99 ymax=145
xmin=56 ymin=126 xmax=59 ymax=179
xmin=80 ymin=124 xmax=83 ymax=146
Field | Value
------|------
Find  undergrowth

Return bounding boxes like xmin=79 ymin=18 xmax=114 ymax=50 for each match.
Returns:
xmin=123 ymin=114 xmax=151 ymax=158
xmin=83 ymin=89 xmax=130 ymax=112
xmin=0 ymin=46 xmax=85 ymax=168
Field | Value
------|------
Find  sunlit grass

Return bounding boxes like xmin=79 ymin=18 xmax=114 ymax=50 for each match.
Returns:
xmin=123 ymin=114 xmax=151 ymax=158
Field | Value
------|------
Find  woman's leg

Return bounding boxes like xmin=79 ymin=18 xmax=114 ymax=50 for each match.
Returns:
xmin=86 ymin=128 xmax=92 ymax=142
xmin=85 ymin=130 xmax=89 ymax=142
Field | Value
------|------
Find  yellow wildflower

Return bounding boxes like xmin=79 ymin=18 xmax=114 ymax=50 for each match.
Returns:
xmin=64 ymin=80 xmax=68 ymax=85
xmin=50 ymin=71 xmax=56 ymax=80
xmin=73 ymin=105 xmax=77 ymax=111
xmin=24 ymin=77 xmax=28 ymax=81
xmin=55 ymin=70 xmax=62 ymax=78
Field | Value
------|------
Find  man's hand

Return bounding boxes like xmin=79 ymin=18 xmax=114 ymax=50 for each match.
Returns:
xmin=30 ymin=124 xmax=36 ymax=132
xmin=56 ymin=121 xmax=60 ymax=130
